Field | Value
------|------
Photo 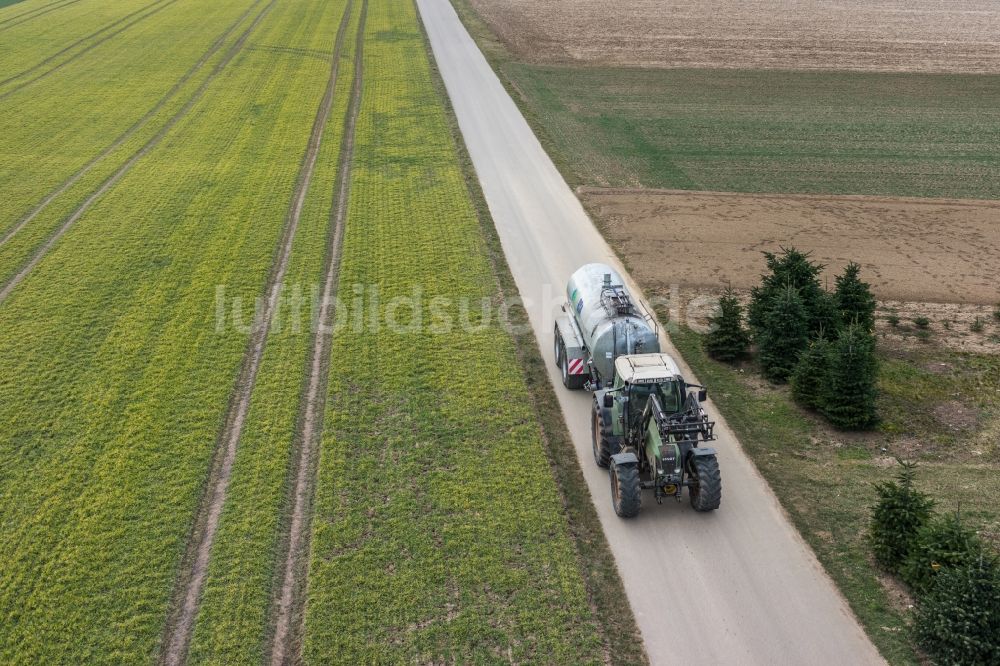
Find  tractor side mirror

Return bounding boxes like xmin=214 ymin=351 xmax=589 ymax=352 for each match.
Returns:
xmin=698 ymin=389 xmax=708 ymax=402
xmin=603 ymin=393 xmax=614 ymax=408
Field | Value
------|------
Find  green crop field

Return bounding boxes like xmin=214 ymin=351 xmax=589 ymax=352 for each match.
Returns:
xmin=186 ymin=0 xmax=361 ymax=660
xmin=0 ymin=0 xmax=625 ymax=662
xmin=0 ymin=0 xmax=349 ymax=660
xmin=301 ymin=0 xmax=604 ymax=661
xmin=0 ymin=0 xmax=270 ymax=286
xmin=499 ymin=65 xmax=1000 ymax=199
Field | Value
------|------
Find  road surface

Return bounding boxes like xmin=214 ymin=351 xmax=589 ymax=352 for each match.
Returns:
xmin=416 ymin=0 xmax=886 ymax=663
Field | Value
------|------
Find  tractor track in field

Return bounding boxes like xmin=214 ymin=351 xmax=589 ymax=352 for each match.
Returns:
xmin=157 ymin=2 xmax=357 ymax=663
xmin=0 ymin=0 xmax=182 ymax=101
xmin=0 ymin=0 xmax=174 ymax=88
xmin=267 ymin=2 xmax=365 ymax=663
xmin=0 ymin=0 xmax=276 ymax=307
xmin=0 ymin=0 xmax=82 ymax=31
xmin=0 ymin=0 xmax=265 ymax=249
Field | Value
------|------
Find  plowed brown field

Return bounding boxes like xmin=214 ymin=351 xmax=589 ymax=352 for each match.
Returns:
xmin=583 ymin=187 xmax=1000 ymax=304
xmin=470 ymin=0 xmax=1000 ymax=72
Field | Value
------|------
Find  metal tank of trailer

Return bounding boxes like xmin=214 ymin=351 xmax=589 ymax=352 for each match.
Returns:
xmin=553 ymin=263 xmax=659 ymax=389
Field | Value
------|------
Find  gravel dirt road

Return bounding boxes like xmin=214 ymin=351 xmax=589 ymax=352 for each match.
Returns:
xmin=418 ymin=0 xmax=887 ymax=663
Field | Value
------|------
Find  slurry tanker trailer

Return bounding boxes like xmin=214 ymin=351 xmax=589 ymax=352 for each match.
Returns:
xmin=553 ymin=263 xmax=659 ymax=390
xmin=554 ymin=264 xmax=721 ymax=518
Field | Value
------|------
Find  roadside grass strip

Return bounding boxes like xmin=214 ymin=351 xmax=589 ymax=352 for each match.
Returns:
xmin=0 ymin=0 xmax=259 ymax=245
xmin=301 ymin=0 xmax=604 ymax=662
xmin=0 ymin=0 xmax=343 ymax=661
xmin=668 ymin=327 xmax=1000 ymax=664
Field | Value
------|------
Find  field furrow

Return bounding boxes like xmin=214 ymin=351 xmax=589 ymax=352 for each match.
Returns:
xmin=0 ymin=0 xmax=82 ymax=32
xmin=0 ymin=0 xmax=260 ymax=241
xmin=0 ymin=0 xmax=152 ymax=66
xmin=159 ymin=0 xmax=356 ymax=662
xmin=0 ymin=0 xmax=347 ymax=661
xmin=0 ymin=0 xmax=179 ymax=95
xmin=0 ymin=0 xmax=275 ymax=303
xmin=185 ymin=3 xmax=365 ymax=662
xmin=0 ymin=0 xmax=266 ymax=250
xmin=269 ymin=3 xmax=365 ymax=663
xmin=300 ymin=0 xmax=604 ymax=662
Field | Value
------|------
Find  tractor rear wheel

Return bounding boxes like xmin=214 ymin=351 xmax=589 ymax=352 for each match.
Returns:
xmin=689 ymin=454 xmax=721 ymax=512
xmin=591 ymin=402 xmax=611 ymax=468
xmin=610 ymin=459 xmax=641 ymax=518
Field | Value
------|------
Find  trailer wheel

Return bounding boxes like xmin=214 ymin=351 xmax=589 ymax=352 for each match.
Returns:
xmin=591 ymin=401 xmax=611 ymax=468
xmin=610 ymin=459 xmax=641 ymax=518
xmin=553 ymin=326 xmax=563 ymax=364
xmin=689 ymin=455 xmax=721 ymax=512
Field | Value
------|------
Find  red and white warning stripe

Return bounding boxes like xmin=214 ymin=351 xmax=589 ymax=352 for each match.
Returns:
xmin=567 ymin=357 xmax=586 ymax=375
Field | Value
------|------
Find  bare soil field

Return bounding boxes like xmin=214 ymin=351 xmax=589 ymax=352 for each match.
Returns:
xmin=585 ymin=187 xmax=1000 ymax=352
xmin=469 ymin=0 xmax=1000 ymax=73
xmin=585 ymin=187 xmax=1000 ymax=304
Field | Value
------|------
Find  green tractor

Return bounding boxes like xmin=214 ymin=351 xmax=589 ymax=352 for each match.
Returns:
xmin=592 ymin=353 xmax=721 ymax=518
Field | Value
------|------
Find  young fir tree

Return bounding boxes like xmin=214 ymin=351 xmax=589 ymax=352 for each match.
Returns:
xmin=821 ymin=323 xmax=878 ymax=429
xmin=901 ymin=512 xmax=984 ymax=594
xmin=758 ymin=285 xmax=809 ymax=384
xmin=914 ymin=555 xmax=1000 ymax=665
xmin=749 ymin=247 xmax=833 ymax=339
xmin=705 ymin=288 xmax=750 ymax=362
xmin=869 ymin=460 xmax=934 ymax=572
xmin=812 ymin=290 xmax=842 ymax=340
xmin=790 ymin=334 xmax=832 ymax=409
xmin=834 ymin=262 xmax=877 ymax=333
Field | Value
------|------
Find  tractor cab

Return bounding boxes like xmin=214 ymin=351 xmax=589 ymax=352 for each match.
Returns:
xmin=592 ymin=353 xmax=720 ymax=518
xmin=609 ymin=354 xmax=686 ymax=428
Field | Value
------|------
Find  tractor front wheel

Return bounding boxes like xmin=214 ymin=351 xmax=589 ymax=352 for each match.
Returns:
xmin=610 ymin=459 xmax=641 ymax=518
xmin=689 ymin=455 xmax=721 ymax=512
xmin=591 ymin=402 xmax=611 ymax=468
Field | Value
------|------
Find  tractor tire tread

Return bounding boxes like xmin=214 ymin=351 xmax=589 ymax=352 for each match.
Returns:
xmin=611 ymin=460 xmax=641 ymax=518
xmin=592 ymin=401 xmax=611 ymax=468
xmin=689 ymin=454 xmax=722 ymax=512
